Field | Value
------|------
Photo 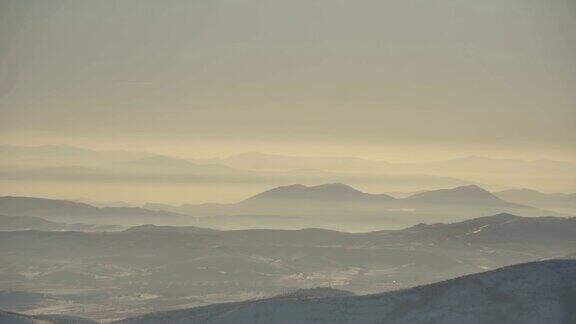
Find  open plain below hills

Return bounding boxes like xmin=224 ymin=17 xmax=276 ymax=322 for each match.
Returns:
xmin=0 ymin=213 xmax=574 ymax=321
xmin=2 ymin=259 xmax=575 ymax=323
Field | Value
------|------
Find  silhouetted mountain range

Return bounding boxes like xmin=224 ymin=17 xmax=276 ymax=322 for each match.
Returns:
xmin=242 ymin=183 xmax=395 ymax=203
xmin=0 ymin=184 xmax=566 ymax=231
xmin=143 ymin=184 xmax=559 ymax=229
xmin=406 ymin=184 xmax=504 ymax=204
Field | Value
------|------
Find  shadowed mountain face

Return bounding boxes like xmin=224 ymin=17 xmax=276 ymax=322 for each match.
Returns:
xmin=1 ymin=214 xmax=574 ymax=320
xmin=115 ymin=259 xmax=576 ymax=324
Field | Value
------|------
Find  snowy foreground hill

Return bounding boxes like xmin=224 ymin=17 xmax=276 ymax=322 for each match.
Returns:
xmin=116 ymin=259 xmax=576 ymax=324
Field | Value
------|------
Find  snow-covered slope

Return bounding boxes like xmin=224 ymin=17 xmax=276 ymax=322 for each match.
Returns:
xmin=117 ymin=259 xmax=576 ymax=324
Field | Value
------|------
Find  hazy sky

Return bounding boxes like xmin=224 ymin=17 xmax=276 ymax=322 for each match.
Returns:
xmin=1 ymin=0 xmax=575 ymax=161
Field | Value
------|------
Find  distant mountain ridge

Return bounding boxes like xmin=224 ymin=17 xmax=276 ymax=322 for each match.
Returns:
xmin=494 ymin=188 xmax=576 ymax=214
xmin=407 ymin=184 xmax=505 ymax=204
xmin=179 ymin=183 xmax=541 ymax=207
xmin=123 ymin=213 xmax=576 ymax=247
xmin=202 ymin=151 xmax=576 ymax=173
xmin=0 ymin=184 xmax=563 ymax=230
xmin=4 ymin=144 xmax=576 ymax=203
xmin=142 ymin=184 xmax=559 ymax=226
xmin=242 ymin=183 xmax=395 ymax=203
xmin=392 ymin=213 xmax=576 ymax=245
xmin=0 ymin=214 xmax=122 ymax=232
xmin=0 ymin=196 xmax=187 ymax=225
xmin=200 ymin=151 xmax=576 ymax=192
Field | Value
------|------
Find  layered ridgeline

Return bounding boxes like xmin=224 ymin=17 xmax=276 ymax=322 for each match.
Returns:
xmin=1 ymin=214 xmax=574 ymax=320
xmin=0 ymin=196 xmax=187 ymax=226
xmin=0 ymin=145 xmax=472 ymax=198
xmin=150 ymin=183 xmax=553 ymax=214
xmin=144 ymin=184 xmax=562 ymax=230
xmin=0 ymin=184 xmax=565 ymax=231
xmin=494 ymin=188 xmax=576 ymax=214
xmin=3 ymin=145 xmax=575 ymax=205
xmin=114 ymin=259 xmax=576 ymax=323
xmin=0 ymin=214 xmax=122 ymax=232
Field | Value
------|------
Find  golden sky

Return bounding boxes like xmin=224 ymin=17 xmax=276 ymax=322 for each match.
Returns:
xmin=1 ymin=0 xmax=575 ymax=162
